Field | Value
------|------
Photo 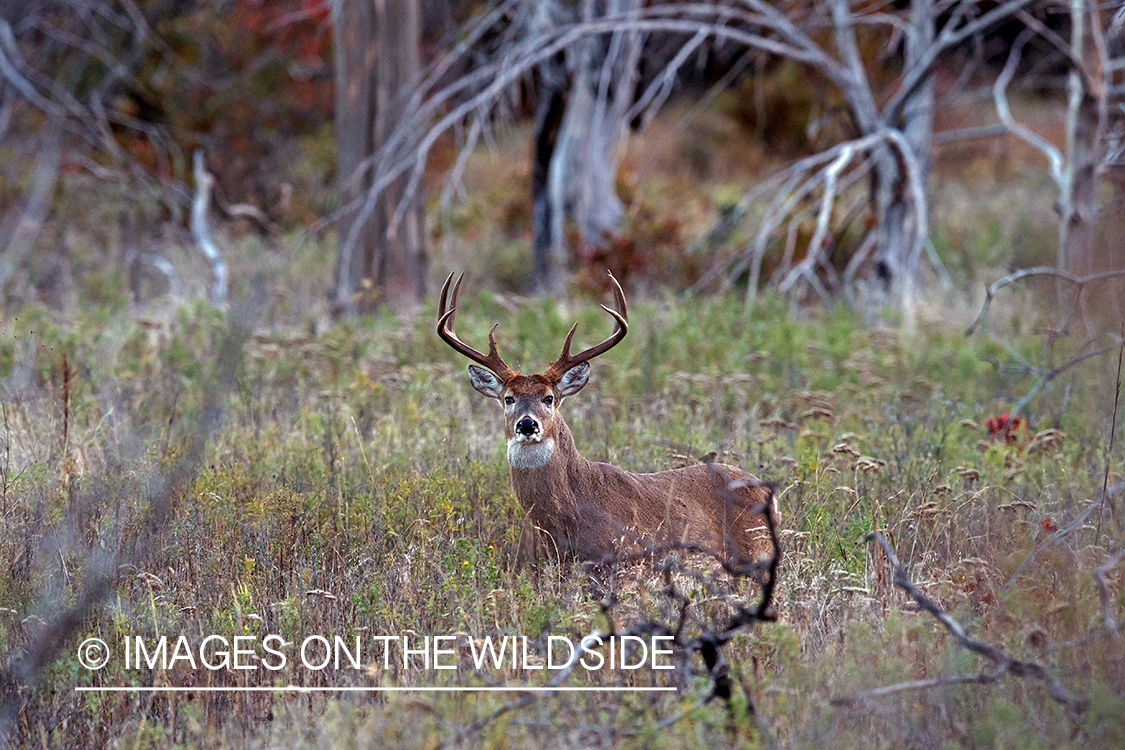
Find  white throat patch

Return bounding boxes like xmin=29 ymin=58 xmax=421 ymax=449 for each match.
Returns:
xmin=507 ymin=437 xmax=555 ymax=469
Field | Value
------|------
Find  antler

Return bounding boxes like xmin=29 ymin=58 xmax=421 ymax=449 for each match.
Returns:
xmin=436 ymin=272 xmax=517 ymax=382
xmin=543 ymin=270 xmax=628 ymax=383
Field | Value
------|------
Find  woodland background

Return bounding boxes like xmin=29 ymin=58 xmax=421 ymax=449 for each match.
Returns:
xmin=1 ymin=1 xmax=1125 ymax=748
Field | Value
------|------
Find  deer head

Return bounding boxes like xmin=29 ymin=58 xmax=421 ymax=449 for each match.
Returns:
xmin=436 ymin=271 xmax=627 ymax=467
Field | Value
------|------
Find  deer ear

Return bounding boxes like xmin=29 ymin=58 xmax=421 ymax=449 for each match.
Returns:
xmin=468 ymin=365 xmax=504 ymax=398
xmin=556 ymin=362 xmax=590 ymax=397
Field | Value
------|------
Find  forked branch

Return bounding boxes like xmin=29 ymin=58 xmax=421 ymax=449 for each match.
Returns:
xmin=965 ymin=267 xmax=1125 ymax=337
xmin=440 ymin=473 xmax=782 ymax=747
xmin=845 ymin=533 xmax=1087 ymax=714
xmin=1094 ymin=548 xmax=1125 ymax=634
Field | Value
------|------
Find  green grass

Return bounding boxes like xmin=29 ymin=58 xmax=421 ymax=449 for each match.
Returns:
xmin=1 ymin=287 xmax=1123 ymax=749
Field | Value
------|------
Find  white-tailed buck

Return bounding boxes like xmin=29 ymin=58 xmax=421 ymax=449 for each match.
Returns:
xmin=437 ymin=271 xmax=776 ymax=568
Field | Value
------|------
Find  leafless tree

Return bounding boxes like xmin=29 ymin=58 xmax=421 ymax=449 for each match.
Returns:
xmin=0 ymin=1 xmax=223 ymax=308
xmin=694 ymin=0 xmax=1041 ymax=318
xmin=991 ymin=3 xmax=1125 ymax=278
xmin=348 ymin=1 xmax=1045 ymax=316
xmin=529 ymin=0 xmax=642 ymax=291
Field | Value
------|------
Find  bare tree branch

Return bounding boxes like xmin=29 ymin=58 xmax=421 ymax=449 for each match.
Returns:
xmin=0 ymin=120 xmax=60 ymax=297
xmin=966 ymin=267 xmax=1125 ymax=337
xmin=190 ymin=150 xmax=228 ymax=309
xmin=999 ymin=487 xmax=1120 ymax=595
xmin=993 ymin=29 xmax=1066 ymax=189
xmin=884 ymin=0 xmax=1039 ymax=123
xmin=1093 ymin=548 xmax=1125 ymax=634
xmin=861 ymin=532 xmax=1087 ymax=714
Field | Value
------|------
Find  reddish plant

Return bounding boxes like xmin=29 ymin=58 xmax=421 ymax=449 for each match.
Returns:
xmin=985 ymin=412 xmax=1022 ymax=437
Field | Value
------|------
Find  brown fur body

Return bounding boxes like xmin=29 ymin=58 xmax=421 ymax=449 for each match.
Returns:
xmin=510 ymin=414 xmax=775 ymax=563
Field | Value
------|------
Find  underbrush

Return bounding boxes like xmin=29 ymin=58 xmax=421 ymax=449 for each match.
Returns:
xmin=1 ymin=290 xmax=1123 ymax=749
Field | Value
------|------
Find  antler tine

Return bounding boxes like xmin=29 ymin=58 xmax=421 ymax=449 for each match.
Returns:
xmin=437 ymin=272 xmax=455 ymax=323
xmin=435 ymin=272 xmax=515 ymax=381
xmin=545 ymin=270 xmax=629 ymax=382
xmin=608 ymin=269 xmax=627 ymax=321
xmin=557 ymin=322 xmax=579 ymax=361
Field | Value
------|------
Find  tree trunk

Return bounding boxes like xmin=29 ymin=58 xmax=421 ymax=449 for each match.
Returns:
xmin=874 ymin=0 xmax=934 ymax=321
xmin=1060 ymin=93 xmax=1099 ymax=276
xmin=530 ymin=52 xmax=568 ymax=292
xmin=828 ymin=0 xmax=931 ymax=317
xmin=332 ymin=0 xmax=374 ymax=315
xmin=528 ymin=0 xmax=640 ymax=291
xmin=332 ymin=0 xmax=426 ymax=317
xmin=1058 ymin=0 xmax=1099 ymax=276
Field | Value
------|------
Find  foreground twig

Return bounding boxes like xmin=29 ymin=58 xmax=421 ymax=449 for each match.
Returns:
xmin=1096 ymin=325 xmax=1124 ymax=541
xmin=0 ymin=121 xmax=60 ymax=295
xmin=0 ymin=328 xmax=244 ymax=741
xmin=1001 ymin=481 xmax=1125 ymax=595
xmin=1093 ymin=548 xmax=1125 ymax=634
xmin=844 ymin=533 xmax=1087 ymax=714
xmin=440 ymin=470 xmax=781 ymax=747
xmin=1004 ymin=338 xmax=1125 ymax=427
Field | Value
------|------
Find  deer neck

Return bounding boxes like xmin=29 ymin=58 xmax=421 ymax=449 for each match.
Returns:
xmin=507 ymin=418 xmax=583 ymax=510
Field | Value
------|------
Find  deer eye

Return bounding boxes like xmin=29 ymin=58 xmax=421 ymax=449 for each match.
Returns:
xmin=504 ymin=396 xmax=514 ymax=405
xmin=543 ymin=395 xmax=554 ymax=406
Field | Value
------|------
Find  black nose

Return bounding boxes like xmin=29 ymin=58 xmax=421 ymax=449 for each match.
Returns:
xmin=516 ymin=418 xmax=538 ymax=436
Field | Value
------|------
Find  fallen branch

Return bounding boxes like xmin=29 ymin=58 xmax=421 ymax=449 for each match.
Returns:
xmin=833 ymin=669 xmax=1005 ymax=706
xmin=1093 ymin=548 xmax=1125 ymax=634
xmin=853 ymin=532 xmax=1087 ymax=714
xmin=1000 ymin=482 xmax=1124 ymax=595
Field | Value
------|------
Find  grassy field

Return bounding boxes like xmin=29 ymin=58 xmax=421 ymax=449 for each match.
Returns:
xmin=1 ymin=277 xmax=1123 ymax=748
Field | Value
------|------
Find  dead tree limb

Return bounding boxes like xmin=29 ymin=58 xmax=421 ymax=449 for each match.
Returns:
xmin=339 ymin=1 xmax=1035 ymax=310
xmin=1093 ymin=548 xmax=1125 ymax=634
xmin=833 ymin=670 xmax=1007 ymax=706
xmin=1000 ymin=481 xmax=1125 ymax=595
xmin=136 ymin=253 xmax=183 ymax=298
xmin=190 ymin=150 xmax=228 ymax=309
xmin=1004 ymin=338 xmax=1125 ymax=426
xmin=965 ymin=267 xmax=1125 ymax=337
xmin=856 ymin=532 xmax=1087 ymax=715
xmin=993 ymin=29 xmax=1066 ymax=189
xmin=441 ymin=472 xmax=781 ymax=747
xmin=0 ymin=120 xmax=60 ymax=297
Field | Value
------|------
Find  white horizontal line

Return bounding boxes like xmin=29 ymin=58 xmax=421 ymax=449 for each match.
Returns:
xmin=75 ymin=686 xmax=676 ymax=693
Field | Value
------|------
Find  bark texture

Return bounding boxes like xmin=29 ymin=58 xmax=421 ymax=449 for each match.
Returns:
xmin=333 ymin=0 xmax=427 ymax=316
